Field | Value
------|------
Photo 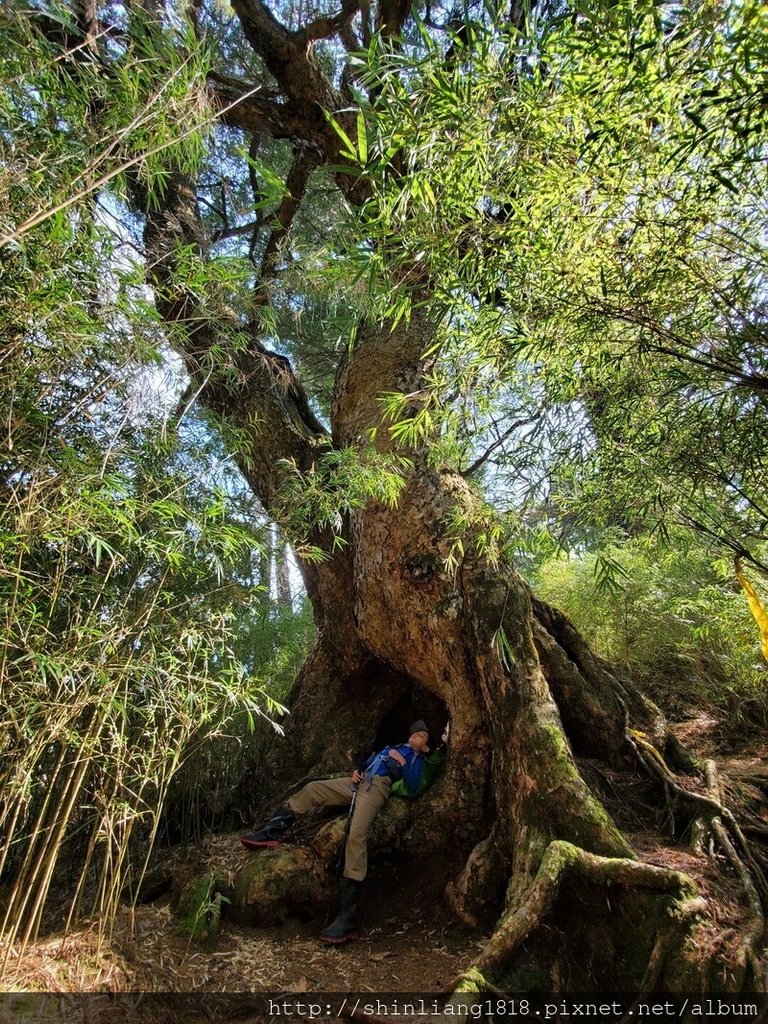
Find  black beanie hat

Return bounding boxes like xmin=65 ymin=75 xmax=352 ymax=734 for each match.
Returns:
xmin=409 ymin=719 xmax=429 ymax=736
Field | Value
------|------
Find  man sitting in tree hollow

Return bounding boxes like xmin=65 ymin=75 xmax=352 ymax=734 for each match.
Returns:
xmin=240 ymin=719 xmax=449 ymax=944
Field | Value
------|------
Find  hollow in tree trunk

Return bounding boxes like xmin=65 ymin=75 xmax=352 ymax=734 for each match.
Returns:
xmin=128 ymin=0 xmax=767 ymax=988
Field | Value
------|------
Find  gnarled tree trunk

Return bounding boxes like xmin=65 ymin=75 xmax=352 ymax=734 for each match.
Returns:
xmin=129 ymin=0 xmax=767 ymax=995
xmin=248 ymin=312 xmax=731 ymax=992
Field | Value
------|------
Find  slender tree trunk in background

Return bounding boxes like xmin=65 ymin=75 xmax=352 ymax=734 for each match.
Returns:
xmin=258 ymin=531 xmax=272 ymax=611
xmin=275 ymin=530 xmax=292 ymax=611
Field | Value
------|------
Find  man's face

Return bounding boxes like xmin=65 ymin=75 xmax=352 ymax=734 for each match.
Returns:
xmin=409 ymin=730 xmax=430 ymax=753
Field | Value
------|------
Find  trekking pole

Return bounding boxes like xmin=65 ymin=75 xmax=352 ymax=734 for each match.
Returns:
xmin=324 ymin=780 xmax=359 ymax=926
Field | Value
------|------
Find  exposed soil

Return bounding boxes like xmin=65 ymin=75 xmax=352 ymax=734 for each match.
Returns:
xmin=1 ymin=711 xmax=765 ymax=1000
xmin=0 ymin=838 xmax=482 ymax=996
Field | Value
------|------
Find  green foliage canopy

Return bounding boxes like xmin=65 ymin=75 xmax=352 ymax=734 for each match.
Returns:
xmin=332 ymin=0 xmax=768 ymax=570
xmin=533 ymin=535 xmax=768 ymax=725
xmin=0 ymin=10 xmax=307 ymax=950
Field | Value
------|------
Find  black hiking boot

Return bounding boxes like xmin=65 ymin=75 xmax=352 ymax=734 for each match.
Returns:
xmin=320 ymin=877 xmax=361 ymax=945
xmin=240 ymin=806 xmax=296 ymax=849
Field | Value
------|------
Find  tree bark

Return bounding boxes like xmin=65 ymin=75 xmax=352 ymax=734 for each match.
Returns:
xmin=127 ymin=7 xmax=765 ymax=992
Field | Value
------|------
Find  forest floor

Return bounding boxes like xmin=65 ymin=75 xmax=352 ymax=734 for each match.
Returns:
xmin=0 ymin=839 xmax=481 ymax=993
xmin=1 ymin=712 xmax=766 ymax=999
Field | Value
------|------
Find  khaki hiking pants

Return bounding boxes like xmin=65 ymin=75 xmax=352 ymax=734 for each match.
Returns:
xmin=287 ymin=775 xmax=391 ymax=881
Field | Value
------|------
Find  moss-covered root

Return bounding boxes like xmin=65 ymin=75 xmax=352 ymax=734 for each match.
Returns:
xmin=632 ymin=738 xmax=768 ymax=905
xmin=446 ymin=841 xmax=703 ymax=1007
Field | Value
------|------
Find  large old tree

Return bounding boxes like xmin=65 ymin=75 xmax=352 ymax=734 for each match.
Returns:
xmin=41 ymin=0 xmax=766 ymax=995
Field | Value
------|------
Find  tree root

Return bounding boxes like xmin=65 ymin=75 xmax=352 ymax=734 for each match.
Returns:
xmin=445 ymin=825 xmax=509 ymax=928
xmin=446 ymin=841 xmax=702 ymax=1008
xmin=700 ymin=760 xmax=766 ymax=988
xmin=625 ymin=731 xmax=768 ymax=990
xmin=710 ymin=815 xmax=766 ymax=988
xmin=627 ymin=730 xmax=768 ymax=903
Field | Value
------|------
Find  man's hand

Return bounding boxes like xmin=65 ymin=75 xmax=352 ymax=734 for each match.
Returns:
xmin=351 ymin=769 xmax=363 ymax=784
xmin=387 ymin=749 xmax=406 ymax=765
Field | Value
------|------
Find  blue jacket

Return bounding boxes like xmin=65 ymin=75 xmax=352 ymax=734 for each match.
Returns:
xmin=364 ymin=743 xmax=423 ymax=793
xmin=391 ymin=747 xmax=446 ymax=799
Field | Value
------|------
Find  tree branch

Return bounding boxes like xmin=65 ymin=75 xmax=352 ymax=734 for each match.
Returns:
xmin=296 ymin=0 xmax=360 ymax=43
xmin=462 ymin=416 xmax=538 ymax=478
xmin=227 ymin=0 xmax=396 ymax=205
xmin=231 ymin=0 xmax=335 ymax=117
xmin=677 ymin=515 xmax=768 ymax=577
xmin=592 ymin=302 xmax=768 ymax=393
xmin=232 ymin=0 xmax=295 ymax=68
xmin=207 ymin=73 xmax=312 ymax=142
xmin=376 ymin=0 xmax=414 ymax=38
xmin=339 ymin=23 xmax=363 ymax=56
xmin=137 ymin=169 xmax=329 ymax=512
xmin=358 ymin=0 xmax=372 ymax=44
xmin=79 ymin=0 xmax=100 ymax=54
xmin=255 ymin=145 xmax=319 ymax=302
xmin=213 ymin=219 xmax=261 ymax=243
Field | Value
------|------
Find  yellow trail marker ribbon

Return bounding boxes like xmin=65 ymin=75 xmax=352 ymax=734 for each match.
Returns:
xmin=735 ymin=557 xmax=768 ymax=664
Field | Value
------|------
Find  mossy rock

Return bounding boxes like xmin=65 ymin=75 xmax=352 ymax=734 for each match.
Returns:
xmin=173 ymin=872 xmax=229 ymax=945
xmin=229 ymin=846 xmax=327 ymax=926
xmin=309 ymin=816 xmax=347 ymax=865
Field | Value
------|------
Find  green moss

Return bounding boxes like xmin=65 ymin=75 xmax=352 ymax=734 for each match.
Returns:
xmin=495 ymin=841 xmax=704 ymax=991
xmin=539 ymin=839 xmax=581 ymax=874
xmin=455 ymin=966 xmax=488 ymax=993
xmin=174 ymin=872 xmax=227 ymax=945
xmin=230 ymin=846 xmax=325 ymax=927
xmin=534 ymin=726 xmax=635 ymax=860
